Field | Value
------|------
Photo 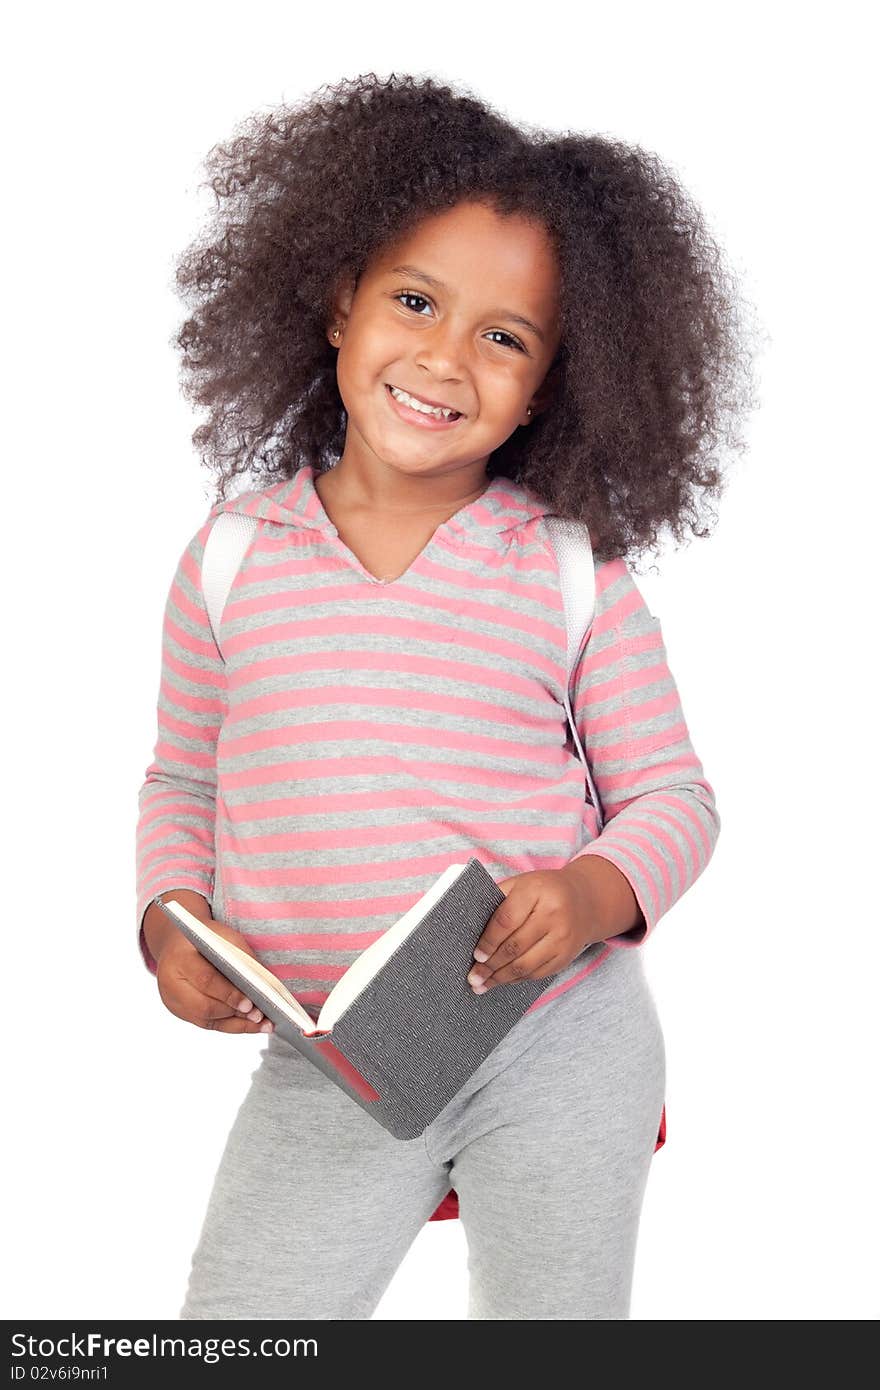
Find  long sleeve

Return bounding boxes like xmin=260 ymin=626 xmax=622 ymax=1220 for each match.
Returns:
xmin=566 ymin=556 xmax=721 ymax=947
xmin=134 ymin=511 xmax=226 ymax=975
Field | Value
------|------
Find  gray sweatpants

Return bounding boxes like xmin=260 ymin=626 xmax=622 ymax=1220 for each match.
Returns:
xmin=179 ymin=944 xmax=666 ymax=1320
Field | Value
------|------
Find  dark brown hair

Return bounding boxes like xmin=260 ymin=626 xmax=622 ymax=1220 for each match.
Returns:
xmin=172 ymin=72 xmax=761 ymax=565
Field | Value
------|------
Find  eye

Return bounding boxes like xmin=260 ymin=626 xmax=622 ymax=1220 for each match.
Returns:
xmin=485 ymin=329 xmax=526 ymax=353
xmin=395 ymin=290 xmax=432 ymax=316
xmin=392 ymin=291 xmax=527 ymax=353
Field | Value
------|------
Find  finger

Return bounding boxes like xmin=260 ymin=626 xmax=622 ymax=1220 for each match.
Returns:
xmin=472 ymin=884 xmax=539 ymax=966
xmin=467 ymin=922 xmax=536 ymax=989
xmin=472 ymin=938 xmax=559 ymax=990
xmin=162 ymin=959 xmax=273 ymax=1033
xmin=208 ymin=1013 xmax=275 ymax=1036
xmin=167 ymin=990 xmax=272 ymax=1034
xmin=190 ymin=990 xmax=275 ymax=1034
xmin=178 ymin=946 xmax=266 ymax=1018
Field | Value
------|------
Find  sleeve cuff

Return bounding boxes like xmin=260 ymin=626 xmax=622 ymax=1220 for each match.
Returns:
xmin=136 ymin=879 xmax=213 ymax=977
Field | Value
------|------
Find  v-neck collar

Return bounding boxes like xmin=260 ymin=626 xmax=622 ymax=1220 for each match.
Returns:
xmin=211 ymin=464 xmax=555 ymax=568
xmin=300 ymin=467 xmax=515 ymax=586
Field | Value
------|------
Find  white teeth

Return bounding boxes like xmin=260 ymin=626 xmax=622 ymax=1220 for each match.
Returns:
xmin=389 ymin=385 xmax=459 ymax=419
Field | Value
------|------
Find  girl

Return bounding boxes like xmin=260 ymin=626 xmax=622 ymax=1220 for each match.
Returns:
xmin=136 ymin=73 xmax=755 ymax=1320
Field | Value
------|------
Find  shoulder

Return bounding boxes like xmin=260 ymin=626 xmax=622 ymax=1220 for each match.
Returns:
xmin=591 ymin=557 xmax=662 ymax=641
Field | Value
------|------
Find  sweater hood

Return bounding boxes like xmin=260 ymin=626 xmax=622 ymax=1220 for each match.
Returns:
xmin=209 ymin=463 xmax=556 ymax=544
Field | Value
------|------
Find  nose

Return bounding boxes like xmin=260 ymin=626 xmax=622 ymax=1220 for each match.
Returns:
xmin=413 ymin=317 xmax=470 ymax=382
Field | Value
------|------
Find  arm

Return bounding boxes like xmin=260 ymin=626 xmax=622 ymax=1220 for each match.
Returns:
xmin=141 ymin=889 xmax=213 ymax=969
xmin=562 ymin=556 xmax=721 ymax=946
xmin=134 ymin=511 xmax=226 ymax=975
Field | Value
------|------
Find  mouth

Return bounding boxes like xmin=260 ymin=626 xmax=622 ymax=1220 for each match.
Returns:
xmin=384 ymin=382 xmax=464 ymax=429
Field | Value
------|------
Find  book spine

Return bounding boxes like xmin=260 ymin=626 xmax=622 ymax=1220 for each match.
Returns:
xmin=311 ymin=1037 xmax=382 ymax=1102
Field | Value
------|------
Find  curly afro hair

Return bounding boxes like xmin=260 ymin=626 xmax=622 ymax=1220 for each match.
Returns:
xmin=171 ymin=71 xmax=761 ymax=565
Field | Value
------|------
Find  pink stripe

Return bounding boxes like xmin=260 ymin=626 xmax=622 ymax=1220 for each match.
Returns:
xmin=588 ymin=734 xmax=696 ymax=770
xmin=229 ymin=549 xmax=562 ymax=622
xmin=136 ymin=800 xmax=214 ymax=828
xmin=220 ymin=718 xmax=563 ymax=766
xmin=222 ymin=755 xmax=571 ymax=793
xmin=156 ymin=677 xmax=224 ymax=714
xmin=225 ymin=647 xmax=557 ymax=706
xmin=221 ymin=611 xmax=565 ymax=676
xmin=575 ymin=683 xmax=678 ymax=739
xmin=219 ymin=822 xmax=579 ymax=856
xmin=222 ymin=785 xmax=582 ymax=822
xmin=138 ymin=847 xmax=213 ymax=875
xmin=161 ymin=639 xmax=225 ymax=690
xmin=247 ymin=929 xmax=383 ymax=951
xmin=271 ymin=960 xmax=352 ymax=982
xmin=150 ymin=737 xmax=216 ymax=773
xmin=227 ymin=678 xmax=557 ymax=730
xmin=153 ymin=707 xmax=222 ymax=744
xmin=648 ymin=798 xmax=714 ymax=863
xmin=139 ymin=872 xmax=210 ymax=904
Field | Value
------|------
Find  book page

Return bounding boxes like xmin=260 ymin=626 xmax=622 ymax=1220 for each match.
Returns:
xmin=316 ymin=862 xmax=468 ymax=1031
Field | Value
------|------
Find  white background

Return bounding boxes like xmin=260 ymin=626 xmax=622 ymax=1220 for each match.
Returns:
xmin=4 ymin=0 xmax=877 ymax=1321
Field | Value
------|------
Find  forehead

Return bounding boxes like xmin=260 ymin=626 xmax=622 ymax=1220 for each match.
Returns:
xmin=370 ymin=201 xmax=560 ymax=313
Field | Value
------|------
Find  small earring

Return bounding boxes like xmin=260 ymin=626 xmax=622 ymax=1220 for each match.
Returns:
xmin=526 ymin=407 xmax=532 ymax=417
xmin=332 ymin=327 xmax=340 ymax=340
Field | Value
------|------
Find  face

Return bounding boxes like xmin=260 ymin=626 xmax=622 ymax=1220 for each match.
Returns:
xmin=327 ymin=200 xmax=562 ymax=490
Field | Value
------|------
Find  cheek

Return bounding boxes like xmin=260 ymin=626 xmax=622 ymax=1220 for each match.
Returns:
xmin=481 ymin=373 xmax=529 ymax=416
xmin=346 ymin=327 xmax=407 ymax=389
xmin=335 ymin=341 xmax=374 ymax=409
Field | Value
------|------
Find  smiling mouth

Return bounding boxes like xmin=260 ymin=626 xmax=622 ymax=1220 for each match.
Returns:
xmin=385 ymin=382 xmax=464 ymax=422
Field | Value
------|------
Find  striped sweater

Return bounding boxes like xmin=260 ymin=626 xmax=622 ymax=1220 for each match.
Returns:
xmin=135 ymin=465 xmax=720 ymax=1168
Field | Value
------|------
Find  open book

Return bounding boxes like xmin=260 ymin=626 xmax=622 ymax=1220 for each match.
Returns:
xmin=158 ymin=862 xmax=469 ymax=1037
xmin=151 ymin=857 xmax=557 ymax=1140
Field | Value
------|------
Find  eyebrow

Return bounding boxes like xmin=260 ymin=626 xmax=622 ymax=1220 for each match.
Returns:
xmin=388 ymin=264 xmax=546 ymax=343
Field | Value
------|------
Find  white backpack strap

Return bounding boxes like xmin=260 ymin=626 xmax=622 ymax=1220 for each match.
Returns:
xmin=200 ymin=511 xmax=259 ymax=651
xmin=543 ymin=515 xmax=604 ymax=833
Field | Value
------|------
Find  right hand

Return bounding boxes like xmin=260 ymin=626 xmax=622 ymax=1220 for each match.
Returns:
xmin=153 ymin=910 xmax=276 ymax=1037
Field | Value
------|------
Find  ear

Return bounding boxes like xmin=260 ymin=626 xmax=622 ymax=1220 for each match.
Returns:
xmin=527 ymin=353 xmax=564 ymax=419
xmin=326 ymin=273 xmax=357 ymax=347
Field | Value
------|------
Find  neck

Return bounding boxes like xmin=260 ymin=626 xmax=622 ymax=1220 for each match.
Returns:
xmin=316 ymin=459 xmax=491 ymax=517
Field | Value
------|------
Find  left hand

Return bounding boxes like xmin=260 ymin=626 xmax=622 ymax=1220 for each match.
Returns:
xmin=466 ymin=867 xmax=604 ymax=993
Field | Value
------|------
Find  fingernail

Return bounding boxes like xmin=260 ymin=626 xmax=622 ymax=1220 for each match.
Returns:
xmin=259 ymin=1020 xmax=273 ymax=1032
xmin=473 ymin=948 xmax=489 ymax=962
xmin=236 ymin=998 xmax=253 ymax=1012
xmin=248 ymin=1008 xmax=263 ymax=1022
xmin=472 ymin=983 xmax=488 ymax=994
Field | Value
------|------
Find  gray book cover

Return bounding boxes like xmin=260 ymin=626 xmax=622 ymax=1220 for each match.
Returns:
xmin=154 ymin=858 xmax=555 ymax=1140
